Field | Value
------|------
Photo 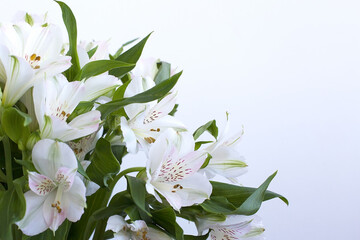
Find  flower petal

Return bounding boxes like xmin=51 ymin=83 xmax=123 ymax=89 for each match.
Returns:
xmin=28 ymin=171 xmax=56 ymax=196
xmin=32 ymin=139 xmax=78 ymax=177
xmin=106 ymin=215 xmax=128 ymax=233
xmin=143 ymin=93 xmax=177 ymax=124
xmin=16 ymin=191 xmax=48 ymax=236
xmin=120 ymin=116 xmax=139 ymax=154
xmin=61 ymin=176 xmax=86 ymax=222
xmin=82 ymin=74 xmax=121 ymax=101
xmin=43 ymin=191 xmax=66 ymax=233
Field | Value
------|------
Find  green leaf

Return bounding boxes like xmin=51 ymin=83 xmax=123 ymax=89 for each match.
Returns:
xmin=67 ymin=102 xmax=94 ymax=122
xmin=151 ymin=207 xmax=184 ymax=240
xmin=193 ymin=120 xmax=218 ymax=140
xmin=194 ymin=141 xmax=213 ymax=150
xmin=200 ymin=196 xmax=236 ymax=214
xmin=109 ymin=33 xmax=152 ymax=77
xmin=210 ymin=180 xmax=289 ymax=206
xmin=234 ymin=171 xmax=284 ymax=215
xmin=98 ymin=71 xmax=182 ymax=118
xmin=56 ymin=1 xmax=80 ymax=80
xmin=78 ymin=60 xmax=134 ymax=80
xmin=110 ymin=38 xmax=139 ymax=59
xmin=86 ymin=138 xmax=120 ymax=188
xmin=77 ymin=159 xmax=90 ymax=181
xmin=1 ymin=107 xmax=31 ymax=145
xmin=184 ymin=232 xmax=210 ymax=240
xmin=112 ymin=80 xmax=130 ymax=101
xmin=169 ymin=103 xmax=179 ymax=116
xmin=125 ymin=176 xmax=151 ymax=216
xmin=154 ymin=61 xmax=171 ymax=84
xmin=200 ymin=153 xmax=212 ymax=169
xmin=87 ymin=46 xmax=98 ymax=59
xmin=0 ymin=182 xmax=26 ymax=240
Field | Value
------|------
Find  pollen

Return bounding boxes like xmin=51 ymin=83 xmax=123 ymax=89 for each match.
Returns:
xmin=51 ymin=201 xmax=62 ymax=214
xmin=144 ymin=137 xmax=156 ymax=143
xmin=25 ymin=53 xmax=41 ymax=69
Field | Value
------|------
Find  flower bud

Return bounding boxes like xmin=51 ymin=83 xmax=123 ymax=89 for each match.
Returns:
xmin=26 ymin=131 xmax=41 ymax=151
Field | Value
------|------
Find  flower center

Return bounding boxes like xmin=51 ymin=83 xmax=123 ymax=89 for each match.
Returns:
xmin=25 ymin=53 xmax=41 ymax=69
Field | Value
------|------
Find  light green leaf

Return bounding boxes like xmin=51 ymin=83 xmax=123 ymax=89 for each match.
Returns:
xmin=154 ymin=61 xmax=171 ymax=85
xmin=25 ymin=13 xmax=34 ymax=26
xmin=97 ymin=71 xmax=182 ymax=118
xmin=86 ymin=138 xmax=120 ymax=188
xmin=56 ymin=1 xmax=80 ymax=80
xmin=109 ymin=33 xmax=152 ymax=77
xmin=87 ymin=46 xmax=98 ymax=59
xmin=193 ymin=120 xmax=218 ymax=140
xmin=0 ymin=182 xmax=26 ymax=240
xmin=1 ymin=107 xmax=31 ymax=145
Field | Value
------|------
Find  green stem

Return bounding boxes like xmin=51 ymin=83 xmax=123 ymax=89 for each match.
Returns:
xmin=3 ymin=136 xmax=13 ymax=189
xmin=0 ymin=183 xmax=5 ymax=191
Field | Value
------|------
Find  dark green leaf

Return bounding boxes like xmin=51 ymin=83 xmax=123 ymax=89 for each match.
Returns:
xmin=234 ymin=171 xmax=282 ymax=215
xmin=200 ymin=153 xmax=212 ymax=169
xmin=151 ymin=207 xmax=184 ymax=240
xmin=201 ymin=196 xmax=236 ymax=214
xmin=0 ymin=182 xmax=26 ymax=240
xmin=98 ymin=71 xmax=182 ymax=118
xmin=77 ymin=159 xmax=90 ymax=181
xmin=111 ymin=145 xmax=126 ymax=164
xmin=184 ymin=232 xmax=210 ymax=240
xmin=56 ymin=1 xmax=80 ymax=80
xmin=111 ymin=38 xmax=139 ymax=60
xmin=109 ymin=33 xmax=152 ymax=77
xmin=193 ymin=120 xmax=218 ymax=140
xmin=154 ymin=61 xmax=171 ymax=84
xmin=169 ymin=103 xmax=179 ymax=116
xmin=86 ymin=138 xmax=120 ymax=188
xmin=125 ymin=176 xmax=151 ymax=216
xmin=78 ymin=60 xmax=134 ymax=80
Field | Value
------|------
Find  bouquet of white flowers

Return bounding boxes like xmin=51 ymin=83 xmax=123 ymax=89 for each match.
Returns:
xmin=0 ymin=2 xmax=288 ymax=240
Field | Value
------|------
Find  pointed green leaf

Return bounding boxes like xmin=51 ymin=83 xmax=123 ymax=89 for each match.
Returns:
xmin=87 ymin=46 xmax=98 ymax=59
xmin=56 ymin=1 xmax=80 ymax=80
xmin=1 ymin=107 xmax=31 ymax=145
xmin=98 ymin=71 xmax=182 ymax=118
xmin=193 ymin=120 xmax=218 ymax=140
xmin=78 ymin=60 xmax=134 ymax=80
xmin=151 ymin=207 xmax=184 ymax=240
xmin=109 ymin=33 xmax=152 ymax=77
xmin=125 ymin=175 xmax=151 ymax=216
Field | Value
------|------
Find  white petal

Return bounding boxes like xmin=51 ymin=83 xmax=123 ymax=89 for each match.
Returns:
xmin=146 ymin=227 xmax=172 ymax=240
xmin=50 ymin=111 xmax=100 ymax=142
xmin=2 ymin=55 xmax=34 ymax=106
xmin=28 ymin=171 xmax=56 ymax=196
xmin=62 ymin=176 xmax=86 ymax=222
xmin=32 ymin=139 xmax=78 ymax=178
xmin=106 ymin=215 xmax=127 ymax=233
xmin=120 ymin=117 xmax=138 ymax=154
xmin=82 ymin=74 xmax=121 ymax=101
xmin=43 ymin=191 xmax=66 ymax=233
xmin=16 ymin=191 xmax=48 ymax=236
xmin=143 ymin=93 xmax=177 ymax=124
xmin=34 ymin=55 xmax=71 ymax=80
xmin=0 ymin=44 xmax=10 ymax=82
xmin=147 ymin=132 xmax=173 ymax=175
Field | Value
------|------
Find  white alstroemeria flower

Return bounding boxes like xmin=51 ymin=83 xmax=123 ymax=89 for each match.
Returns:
xmin=197 ymin=215 xmax=265 ymax=240
xmin=33 ymin=74 xmax=119 ymax=141
xmin=106 ymin=215 xmax=172 ymax=240
xmin=17 ymin=139 xmax=86 ymax=236
xmin=120 ymin=76 xmax=186 ymax=153
xmin=0 ymin=16 xmax=71 ymax=79
xmin=146 ymin=129 xmax=212 ymax=211
xmin=0 ymin=45 xmax=34 ymax=106
xmin=131 ymin=57 xmax=159 ymax=81
xmin=203 ymin=117 xmax=247 ymax=180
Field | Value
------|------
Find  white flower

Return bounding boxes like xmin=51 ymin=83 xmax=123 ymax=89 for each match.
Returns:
xmin=146 ymin=129 xmax=212 ymax=211
xmin=203 ymin=117 xmax=247 ymax=180
xmin=106 ymin=215 xmax=172 ymax=240
xmin=16 ymin=139 xmax=86 ymax=236
xmin=120 ymin=76 xmax=186 ymax=153
xmin=197 ymin=215 xmax=265 ymax=240
xmin=0 ymin=16 xmax=71 ymax=79
xmin=78 ymin=40 xmax=110 ymax=68
xmin=33 ymin=74 xmax=119 ymax=141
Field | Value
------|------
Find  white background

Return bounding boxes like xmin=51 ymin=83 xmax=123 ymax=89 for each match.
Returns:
xmin=1 ymin=0 xmax=360 ymax=239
